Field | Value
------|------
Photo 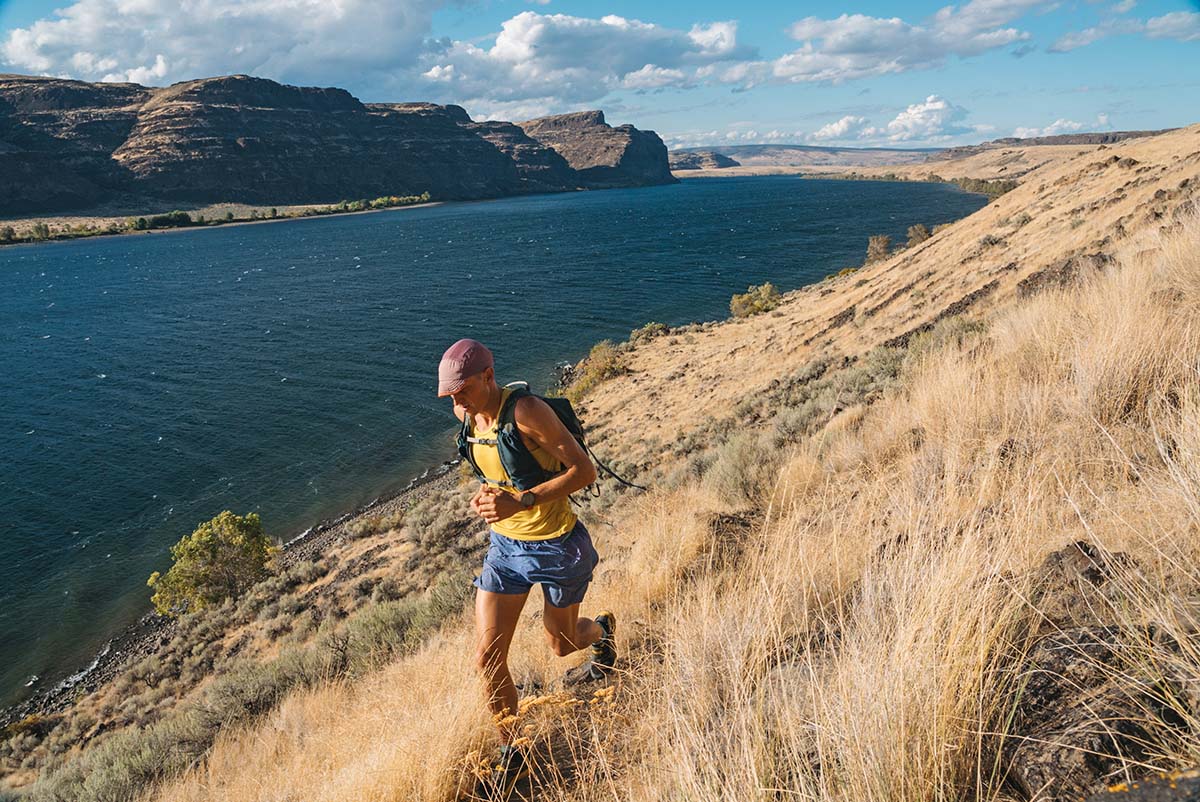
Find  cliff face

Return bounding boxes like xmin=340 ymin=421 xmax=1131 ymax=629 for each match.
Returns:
xmin=517 ymin=110 xmax=677 ymax=188
xmin=464 ymin=119 xmax=579 ymax=192
xmin=0 ymin=74 xmax=674 ymax=214
xmin=111 ymin=77 xmax=524 ymax=204
xmin=0 ymin=75 xmax=150 ymax=212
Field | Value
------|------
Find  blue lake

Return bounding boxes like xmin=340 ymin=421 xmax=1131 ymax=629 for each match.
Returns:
xmin=0 ymin=176 xmax=986 ymax=706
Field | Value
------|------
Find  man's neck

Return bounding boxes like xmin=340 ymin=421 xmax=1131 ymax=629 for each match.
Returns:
xmin=475 ymin=384 xmax=503 ymax=428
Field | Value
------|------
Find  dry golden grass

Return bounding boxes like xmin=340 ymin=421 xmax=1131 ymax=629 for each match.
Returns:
xmin=143 ymin=215 xmax=1200 ymax=802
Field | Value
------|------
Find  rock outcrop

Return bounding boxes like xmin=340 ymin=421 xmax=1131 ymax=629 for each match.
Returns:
xmin=517 ymin=110 xmax=676 ymax=188
xmin=669 ymin=150 xmax=741 ymax=170
xmin=1006 ymin=543 xmax=1188 ymax=802
xmin=0 ymin=74 xmax=674 ymax=214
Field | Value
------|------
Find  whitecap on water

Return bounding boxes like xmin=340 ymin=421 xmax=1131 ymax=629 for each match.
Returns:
xmin=96 ymin=373 xmax=107 ymax=378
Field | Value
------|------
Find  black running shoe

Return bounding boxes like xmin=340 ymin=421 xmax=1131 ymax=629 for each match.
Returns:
xmin=483 ymin=744 xmax=529 ymax=800
xmin=564 ymin=611 xmax=617 ymax=686
xmin=591 ymin=610 xmax=617 ymax=672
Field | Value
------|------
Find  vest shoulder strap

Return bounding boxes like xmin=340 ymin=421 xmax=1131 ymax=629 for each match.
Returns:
xmin=497 ymin=385 xmax=531 ymax=430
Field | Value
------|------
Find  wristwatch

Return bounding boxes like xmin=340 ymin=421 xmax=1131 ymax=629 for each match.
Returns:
xmin=518 ymin=491 xmax=537 ymax=508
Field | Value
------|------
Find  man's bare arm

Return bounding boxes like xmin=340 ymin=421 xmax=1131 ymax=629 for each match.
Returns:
xmin=511 ymin=395 xmax=596 ymax=503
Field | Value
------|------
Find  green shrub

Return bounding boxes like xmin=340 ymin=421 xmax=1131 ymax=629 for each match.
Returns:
xmin=979 ymin=233 xmax=1003 ymax=247
xmin=630 ymin=321 xmax=669 ymax=343
xmin=147 ymin=210 xmax=192 ymax=228
xmin=704 ymin=432 xmax=780 ymax=508
xmin=866 ymin=234 xmax=892 ymax=263
xmin=729 ymin=282 xmax=781 ymax=318
xmin=951 ymin=177 xmax=1018 ymax=198
xmin=564 ymin=340 xmax=628 ymax=402
xmin=30 ymin=222 xmax=51 ymax=240
xmin=0 ymin=225 xmax=14 ymax=242
xmin=907 ymin=223 xmax=931 ymax=247
xmin=147 ymin=511 xmax=278 ymax=616
xmin=345 ymin=511 xmax=404 ymax=539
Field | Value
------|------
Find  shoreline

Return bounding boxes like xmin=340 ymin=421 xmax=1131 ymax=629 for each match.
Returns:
xmin=0 ymin=198 xmax=446 ymax=249
xmin=1 ymin=360 xmax=578 ymax=727
xmin=0 ymin=448 xmax=463 ymax=727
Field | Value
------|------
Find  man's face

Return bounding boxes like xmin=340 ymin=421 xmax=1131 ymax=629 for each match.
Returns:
xmin=449 ymin=368 xmax=492 ymax=414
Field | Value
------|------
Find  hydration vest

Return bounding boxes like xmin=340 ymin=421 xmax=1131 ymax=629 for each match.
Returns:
xmin=456 ymin=382 xmax=647 ymax=493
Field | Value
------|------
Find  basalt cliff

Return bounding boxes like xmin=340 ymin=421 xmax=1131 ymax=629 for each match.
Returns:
xmin=0 ymin=73 xmax=675 ymax=215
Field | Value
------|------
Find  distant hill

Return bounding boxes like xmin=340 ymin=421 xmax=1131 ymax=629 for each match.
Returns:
xmin=0 ymin=74 xmax=675 ymax=216
xmin=671 ymin=143 xmax=940 ymax=168
xmin=930 ymin=129 xmax=1175 ymax=161
xmin=669 ymin=150 xmax=741 ymax=170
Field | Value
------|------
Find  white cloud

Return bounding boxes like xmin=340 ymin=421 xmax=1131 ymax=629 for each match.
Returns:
xmin=1111 ymin=0 xmax=1136 ymax=13
xmin=810 ymin=115 xmax=870 ymax=141
xmin=872 ymin=94 xmax=973 ymax=142
xmin=1049 ymin=18 xmax=1142 ymax=51
xmin=417 ymin=12 xmax=751 ymax=116
xmin=1 ymin=0 xmax=447 ymax=91
xmin=728 ymin=0 xmax=1044 ymax=87
xmin=0 ymin=3 xmax=751 ymax=117
xmin=1012 ymin=118 xmax=1083 ymax=138
xmin=1144 ymin=11 xmax=1200 ymax=42
xmin=1050 ymin=10 xmax=1199 ymax=52
xmin=620 ymin=64 xmax=689 ymax=91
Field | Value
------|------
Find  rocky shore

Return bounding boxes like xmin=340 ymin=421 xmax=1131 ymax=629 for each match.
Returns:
xmin=0 ymin=454 xmax=462 ymax=729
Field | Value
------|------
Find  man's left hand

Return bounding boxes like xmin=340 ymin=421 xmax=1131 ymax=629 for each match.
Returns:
xmin=474 ymin=487 xmax=523 ymax=524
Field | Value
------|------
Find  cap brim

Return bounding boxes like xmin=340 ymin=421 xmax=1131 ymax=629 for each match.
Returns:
xmin=437 ymin=377 xmax=467 ymax=397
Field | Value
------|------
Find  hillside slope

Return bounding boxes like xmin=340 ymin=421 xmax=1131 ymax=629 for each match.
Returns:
xmin=132 ymin=124 xmax=1200 ymax=802
xmin=11 ymin=125 xmax=1200 ymax=802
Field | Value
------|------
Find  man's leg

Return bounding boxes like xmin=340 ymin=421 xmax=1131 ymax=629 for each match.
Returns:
xmin=475 ymin=588 xmax=530 ymax=742
xmin=542 ymin=599 xmax=603 ymax=657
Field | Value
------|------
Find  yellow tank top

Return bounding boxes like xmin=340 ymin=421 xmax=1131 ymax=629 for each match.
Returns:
xmin=469 ymin=388 xmax=577 ymax=541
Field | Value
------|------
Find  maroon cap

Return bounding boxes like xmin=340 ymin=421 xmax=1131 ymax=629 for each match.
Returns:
xmin=437 ymin=338 xmax=493 ymax=396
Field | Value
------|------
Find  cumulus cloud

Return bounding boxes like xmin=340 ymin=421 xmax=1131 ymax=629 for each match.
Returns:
xmin=0 ymin=2 xmax=753 ymax=116
xmin=417 ymin=12 xmax=751 ymax=117
xmin=722 ymin=0 xmax=1045 ymax=87
xmin=1012 ymin=118 xmax=1083 ymax=138
xmin=810 ymin=115 xmax=870 ymax=141
xmin=1 ymin=0 xmax=445 ymax=91
xmin=869 ymin=94 xmax=975 ymax=142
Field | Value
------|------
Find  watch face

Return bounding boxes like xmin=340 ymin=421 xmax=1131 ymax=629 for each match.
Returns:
xmin=521 ymin=492 xmax=535 ymax=507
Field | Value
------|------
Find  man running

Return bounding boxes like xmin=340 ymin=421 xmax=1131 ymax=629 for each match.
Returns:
xmin=437 ymin=338 xmax=616 ymax=794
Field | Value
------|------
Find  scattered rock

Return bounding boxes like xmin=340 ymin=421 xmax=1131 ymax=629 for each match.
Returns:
xmin=1017 ymin=253 xmax=1115 ymax=297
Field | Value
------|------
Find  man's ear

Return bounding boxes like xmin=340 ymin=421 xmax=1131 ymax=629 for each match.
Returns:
xmin=483 ymin=366 xmax=495 ymax=383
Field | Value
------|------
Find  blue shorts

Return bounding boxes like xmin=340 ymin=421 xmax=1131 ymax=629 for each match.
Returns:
xmin=473 ymin=519 xmax=599 ymax=608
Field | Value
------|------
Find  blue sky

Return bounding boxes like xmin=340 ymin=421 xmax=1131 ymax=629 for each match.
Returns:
xmin=1 ymin=0 xmax=1197 ymax=148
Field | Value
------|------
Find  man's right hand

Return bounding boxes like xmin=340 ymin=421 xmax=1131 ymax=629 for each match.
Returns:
xmin=470 ymin=483 xmax=499 ymax=518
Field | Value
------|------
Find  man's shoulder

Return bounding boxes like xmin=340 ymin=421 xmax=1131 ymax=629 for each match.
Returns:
xmin=510 ymin=392 xmax=552 ymax=423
